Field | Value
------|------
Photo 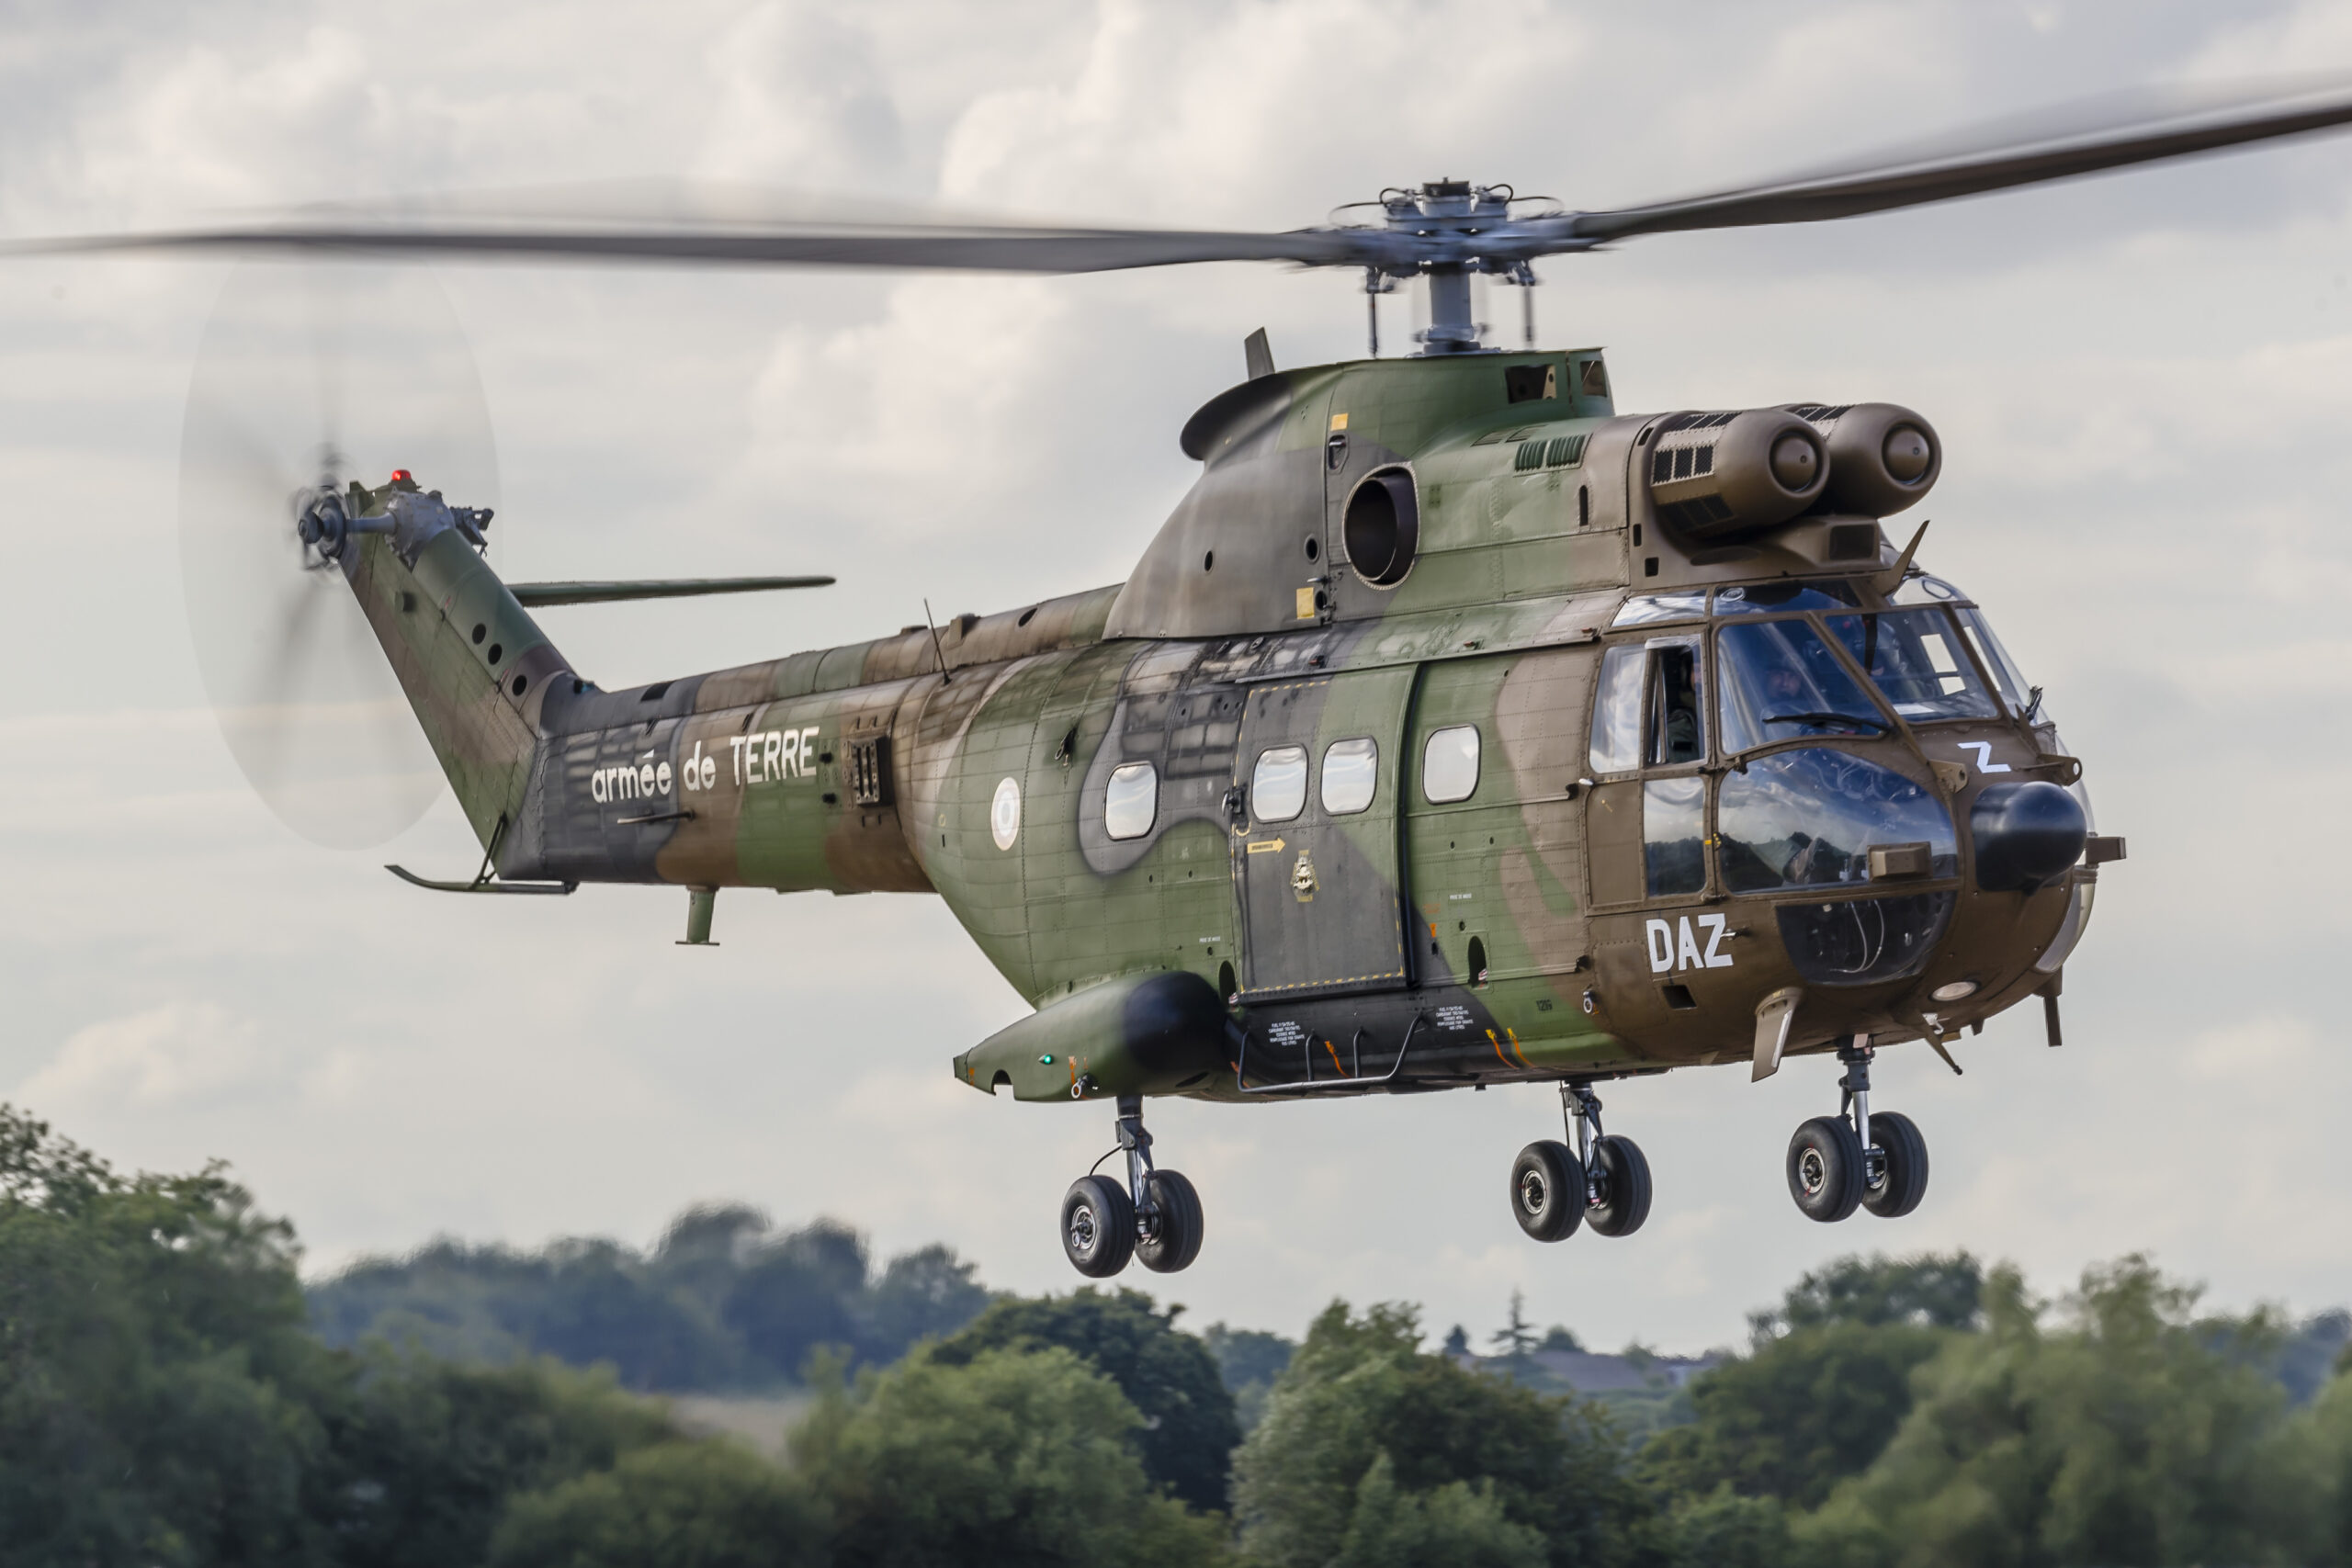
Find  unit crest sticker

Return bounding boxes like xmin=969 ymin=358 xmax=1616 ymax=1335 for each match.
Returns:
xmin=1290 ymin=851 xmax=1317 ymax=900
xmin=990 ymin=777 xmax=1022 ymax=852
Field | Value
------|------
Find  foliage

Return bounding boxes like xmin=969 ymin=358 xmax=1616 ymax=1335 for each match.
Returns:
xmin=1232 ymin=1301 xmax=1654 ymax=1568
xmin=488 ymin=1439 xmax=828 ymax=1568
xmin=0 ymin=1103 xmax=678 ymax=1568
xmin=1797 ymin=1258 xmax=2308 ymax=1568
xmin=1330 ymin=1452 xmax=1546 ymax=1568
xmin=309 ymin=1203 xmax=992 ymax=1393
xmin=792 ymin=1343 xmax=1233 ymax=1567
xmin=1749 ymin=1250 xmax=1983 ymax=1340
xmin=933 ymin=1286 xmax=1240 ymax=1512
xmin=1638 ymin=1250 xmax=1982 ymax=1510
xmin=1206 ymin=1322 xmax=1296 ymax=1433
xmin=326 ymin=1353 xmax=678 ymax=1568
xmin=1638 ymin=1319 xmax=1948 ymax=1509
xmin=23 ymin=1100 xmax=2352 ymax=1568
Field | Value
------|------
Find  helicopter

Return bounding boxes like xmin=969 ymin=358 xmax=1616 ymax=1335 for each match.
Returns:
xmin=18 ymin=80 xmax=2352 ymax=1279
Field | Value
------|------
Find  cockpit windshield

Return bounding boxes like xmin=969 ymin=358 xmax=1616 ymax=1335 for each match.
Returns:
xmin=1713 ymin=581 xmax=1862 ymax=615
xmin=1717 ymin=619 xmax=1889 ymax=753
xmin=1821 ymin=609 xmax=1998 ymax=724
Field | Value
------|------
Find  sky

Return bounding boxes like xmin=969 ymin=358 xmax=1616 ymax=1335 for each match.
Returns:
xmin=6 ymin=0 xmax=2352 ymax=1357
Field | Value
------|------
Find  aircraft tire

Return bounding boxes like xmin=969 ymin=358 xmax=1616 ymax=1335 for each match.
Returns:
xmin=1061 ymin=1175 xmax=1136 ymax=1277
xmin=1787 ymin=1115 xmax=1866 ymax=1223
xmin=1860 ymin=1111 xmax=1929 ymax=1219
xmin=1586 ymin=1134 xmax=1653 ymax=1237
xmin=1510 ymin=1140 xmax=1586 ymax=1242
xmin=1136 ymin=1168 xmax=1205 ymax=1273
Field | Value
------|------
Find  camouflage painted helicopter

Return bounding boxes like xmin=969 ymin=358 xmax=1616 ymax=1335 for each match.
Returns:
xmin=24 ymin=81 xmax=2352 ymax=1277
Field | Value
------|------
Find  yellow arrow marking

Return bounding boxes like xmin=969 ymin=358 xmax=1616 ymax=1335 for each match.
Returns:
xmin=1247 ymin=838 xmax=1287 ymax=854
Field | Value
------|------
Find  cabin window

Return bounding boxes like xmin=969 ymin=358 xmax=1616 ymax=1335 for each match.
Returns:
xmin=1104 ymin=761 xmax=1159 ymax=840
xmin=1320 ymin=738 xmax=1378 ymax=815
xmin=1251 ymin=745 xmax=1309 ymax=822
xmin=1421 ymin=726 xmax=1480 ymax=804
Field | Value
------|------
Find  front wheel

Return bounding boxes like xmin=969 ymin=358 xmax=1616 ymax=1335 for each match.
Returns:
xmin=1587 ymin=1134 xmax=1652 ymax=1237
xmin=1860 ymin=1111 xmax=1929 ymax=1218
xmin=1787 ymin=1116 xmax=1865 ymax=1224
xmin=1510 ymin=1140 xmax=1585 ymax=1242
xmin=1061 ymin=1175 xmax=1136 ymax=1277
xmin=1136 ymin=1169 xmax=1204 ymax=1273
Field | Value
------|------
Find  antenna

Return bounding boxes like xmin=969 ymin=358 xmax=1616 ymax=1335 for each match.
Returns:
xmin=922 ymin=597 xmax=950 ymax=682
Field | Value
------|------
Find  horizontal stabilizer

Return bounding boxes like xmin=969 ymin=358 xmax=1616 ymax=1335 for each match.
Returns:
xmin=508 ymin=575 xmax=834 ymax=607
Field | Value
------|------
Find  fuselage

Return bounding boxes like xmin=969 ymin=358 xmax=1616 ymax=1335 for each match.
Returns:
xmin=344 ymin=347 xmax=2101 ymax=1105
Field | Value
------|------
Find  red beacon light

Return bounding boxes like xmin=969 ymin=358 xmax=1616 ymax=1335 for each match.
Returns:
xmin=389 ymin=468 xmax=413 ymax=484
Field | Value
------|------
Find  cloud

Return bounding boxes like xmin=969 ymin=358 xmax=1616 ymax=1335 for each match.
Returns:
xmin=17 ymin=1002 xmax=267 ymax=1111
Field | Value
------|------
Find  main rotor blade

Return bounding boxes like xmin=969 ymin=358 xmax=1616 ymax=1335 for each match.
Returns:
xmin=8 ymin=217 xmax=1377 ymax=275
xmin=1566 ymin=76 xmax=2352 ymax=243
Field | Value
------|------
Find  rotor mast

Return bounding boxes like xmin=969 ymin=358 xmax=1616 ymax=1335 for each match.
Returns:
xmin=1380 ymin=180 xmax=1521 ymax=355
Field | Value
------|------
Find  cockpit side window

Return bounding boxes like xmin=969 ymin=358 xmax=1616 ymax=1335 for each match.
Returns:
xmin=1589 ymin=645 xmax=1645 ymax=774
xmin=1646 ymin=644 xmax=1704 ymax=766
xmin=1592 ymin=641 xmax=1708 ymax=772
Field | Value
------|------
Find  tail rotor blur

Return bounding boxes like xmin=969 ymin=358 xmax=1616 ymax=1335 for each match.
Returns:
xmin=178 ymin=264 xmax=498 ymax=849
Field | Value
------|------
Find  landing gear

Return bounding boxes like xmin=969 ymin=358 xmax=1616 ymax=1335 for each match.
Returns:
xmin=1510 ymin=1083 xmax=1651 ymax=1243
xmin=1785 ymin=1038 xmax=1931 ymax=1223
xmin=1058 ymin=1096 xmax=1205 ymax=1277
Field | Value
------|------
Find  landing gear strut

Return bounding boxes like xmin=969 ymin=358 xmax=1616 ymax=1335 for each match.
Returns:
xmin=1787 ymin=1037 xmax=1929 ymax=1223
xmin=1510 ymin=1082 xmax=1652 ymax=1243
xmin=1060 ymin=1095 xmax=1204 ymax=1277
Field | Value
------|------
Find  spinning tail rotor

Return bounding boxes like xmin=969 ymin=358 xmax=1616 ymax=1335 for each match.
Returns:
xmin=178 ymin=264 xmax=499 ymax=848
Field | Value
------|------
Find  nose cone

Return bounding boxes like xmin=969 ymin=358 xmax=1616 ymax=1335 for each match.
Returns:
xmin=1970 ymin=781 xmax=2087 ymax=892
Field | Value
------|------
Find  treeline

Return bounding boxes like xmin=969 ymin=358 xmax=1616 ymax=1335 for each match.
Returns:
xmin=9 ymin=1100 xmax=2352 ymax=1567
xmin=308 ymin=1203 xmax=992 ymax=1390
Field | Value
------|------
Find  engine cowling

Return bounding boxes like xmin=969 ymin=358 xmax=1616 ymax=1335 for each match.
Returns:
xmin=1788 ymin=401 xmax=1941 ymax=518
xmin=1645 ymin=409 xmax=1829 ymax=541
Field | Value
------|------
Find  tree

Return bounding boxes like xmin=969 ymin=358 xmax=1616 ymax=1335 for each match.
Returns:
xmin=488 ymin=1440 xmax=827 ymax=1568
xmin=1205 ymin=1324 xmax=1296 ymax=1433
xmin=1232 ymin=1301 xmax=1653 ymax=1568
xmin=1799 ymin=1258 xmax=2307 ymax=1568
xmin=859 ymin=1244 xmax=993 ymax=1362
xmin=0 ymin=1103 xmax=343 ymax=1565
xmin=1331 ymin=1452 xmax=1545 ymax=1568
xmin=323 ymin=1355 xmax=678 ymax=1568
xmin=310 ymin=1209 xmax=993 ymax=1393
xmin=933 ymin=1288 xmax=1240 ymax=1512
xmin=1638 ymin=1319 xmax=1949 ymax=1509
xmin=1751 ymin=1252 xmax=1982 ymax=1340
xmin=792 ymin=1344 xmax=1232 ymax=1567
xmin=0 ymin=1104 xmax=682 ymax=1568
xmin=1490 ymin=1289 xmax=1539 ymax=1361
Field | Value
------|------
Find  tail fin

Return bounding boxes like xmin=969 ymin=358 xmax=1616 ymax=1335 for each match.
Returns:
xmin=336 ymin=479 xmax=567 ymax=855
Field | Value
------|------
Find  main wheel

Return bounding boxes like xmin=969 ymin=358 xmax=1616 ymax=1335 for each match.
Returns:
xmin=1860 ymin=1111 xmax=1929 ymax=1218
xmin=1061 ymin=1175 xmax=1136 ymax=1277
xmin=1510 ymin=1140 xmax=1585 ymax=1241
xmin=1787 ymin=1115 xmax=1865 ymax=1223
xmin=1587 ymin=1134 xmax=1653 ymax=1237
xmin=1136 ymin=1168 xmax=1205 ymax=1273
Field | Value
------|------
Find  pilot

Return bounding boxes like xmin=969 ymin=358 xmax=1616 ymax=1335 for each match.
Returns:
xmin=1660 ymin=657 xmax=1702 ymax=762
